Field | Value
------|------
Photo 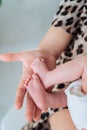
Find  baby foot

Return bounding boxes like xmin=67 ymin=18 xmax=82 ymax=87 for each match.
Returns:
xmin=26 ymin=74 xmax=48 ymax=110
xmin=30 ymin=58 xmax=49 ymax=89
xmin=26 ymin=74 xmax=66 ymax=110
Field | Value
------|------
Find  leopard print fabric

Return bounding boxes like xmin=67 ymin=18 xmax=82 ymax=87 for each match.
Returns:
xmin=22 ymin=0 xmax=87 ymax=129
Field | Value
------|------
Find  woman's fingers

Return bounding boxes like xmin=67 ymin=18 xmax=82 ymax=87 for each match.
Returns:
xmin=0 ymin=52 xmax=22 ymax=62
xmin=26 ymin=93 xmax=35 ymax=122
xmin=0 ymin=50 xmax=43 ymax=122
xmin=0 ymin=52 xmax=27 ymax=109
xmin=15 ymin=78 xmax=26 ymax=109
xmin=33 ymin=106 xmax=42 ymax=121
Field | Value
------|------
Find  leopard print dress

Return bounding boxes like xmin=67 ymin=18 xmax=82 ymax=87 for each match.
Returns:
xmin=22 ymin=0 xmax=87 ymax=129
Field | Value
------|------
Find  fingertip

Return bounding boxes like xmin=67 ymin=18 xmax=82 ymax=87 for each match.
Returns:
xmin=25 ymin=115 xmax=33 ymax=123
xmin=33 ymin=116 xmax=40 ymax=122
xmin=15 ymin=103 xmax=22 ymax=110
xmin=33 ymin=108 xmax=41 ymax=122
xmin=15 ymin=98 xmax=23 ymax=110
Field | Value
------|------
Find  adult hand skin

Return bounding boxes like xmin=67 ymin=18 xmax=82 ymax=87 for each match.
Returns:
xmin=0 ymin=48 xmax=56 ymax=122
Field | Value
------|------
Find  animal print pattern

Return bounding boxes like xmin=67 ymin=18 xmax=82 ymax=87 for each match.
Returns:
xmin=22 ymin=0 xmax=87 ymax=129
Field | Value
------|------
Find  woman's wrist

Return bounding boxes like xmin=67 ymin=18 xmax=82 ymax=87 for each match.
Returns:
xmin=38 ymin=45 xmax=58 ymax=60
xmin=38 ymin=26 xmax=72 ymax=59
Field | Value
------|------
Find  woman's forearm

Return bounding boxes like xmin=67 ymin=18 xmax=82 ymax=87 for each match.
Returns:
xmin=38 ymin=26 xmax=72 ymax=59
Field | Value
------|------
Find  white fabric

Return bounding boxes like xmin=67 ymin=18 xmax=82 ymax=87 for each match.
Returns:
xmin=1 ymin=101 xmax=26 ymax=130
xmin=65 ymin=80 xmax=87 ymax=130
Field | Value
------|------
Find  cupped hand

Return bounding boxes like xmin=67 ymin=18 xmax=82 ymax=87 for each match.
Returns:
xmin=0 ymin=48 xmax=56 ymax=122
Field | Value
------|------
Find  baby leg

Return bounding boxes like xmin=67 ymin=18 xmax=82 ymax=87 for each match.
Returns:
xmin=26 ymin=74 xmax=67 ymax=110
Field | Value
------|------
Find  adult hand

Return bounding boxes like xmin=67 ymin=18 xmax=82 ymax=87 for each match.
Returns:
xmin=0 ymin=48 xmax=56 ymax=122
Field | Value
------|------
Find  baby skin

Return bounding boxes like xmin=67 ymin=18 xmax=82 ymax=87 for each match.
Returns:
xmin=25 ymin=55 xmax=87 ymax=110
xmin=30 ymin=55 xmax=87 ymax=94
xmin=26 ymin=73 xmax=67 ymax=110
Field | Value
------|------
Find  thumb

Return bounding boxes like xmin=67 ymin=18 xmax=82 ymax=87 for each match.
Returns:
xmin=0 ymin=52 xmax=22 ymax=62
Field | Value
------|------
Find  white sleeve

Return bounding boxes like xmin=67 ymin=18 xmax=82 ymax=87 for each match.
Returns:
xmin=65 ymin=80 xmax=87 ymax=130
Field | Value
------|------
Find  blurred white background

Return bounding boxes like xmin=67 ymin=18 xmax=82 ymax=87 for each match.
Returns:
xmin=0 ymin=0 xmax=59 ymax=128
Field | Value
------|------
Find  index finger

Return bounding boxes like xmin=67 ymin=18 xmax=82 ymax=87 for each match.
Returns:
xmin=0 ymin=52 xmax=22 ymax=62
